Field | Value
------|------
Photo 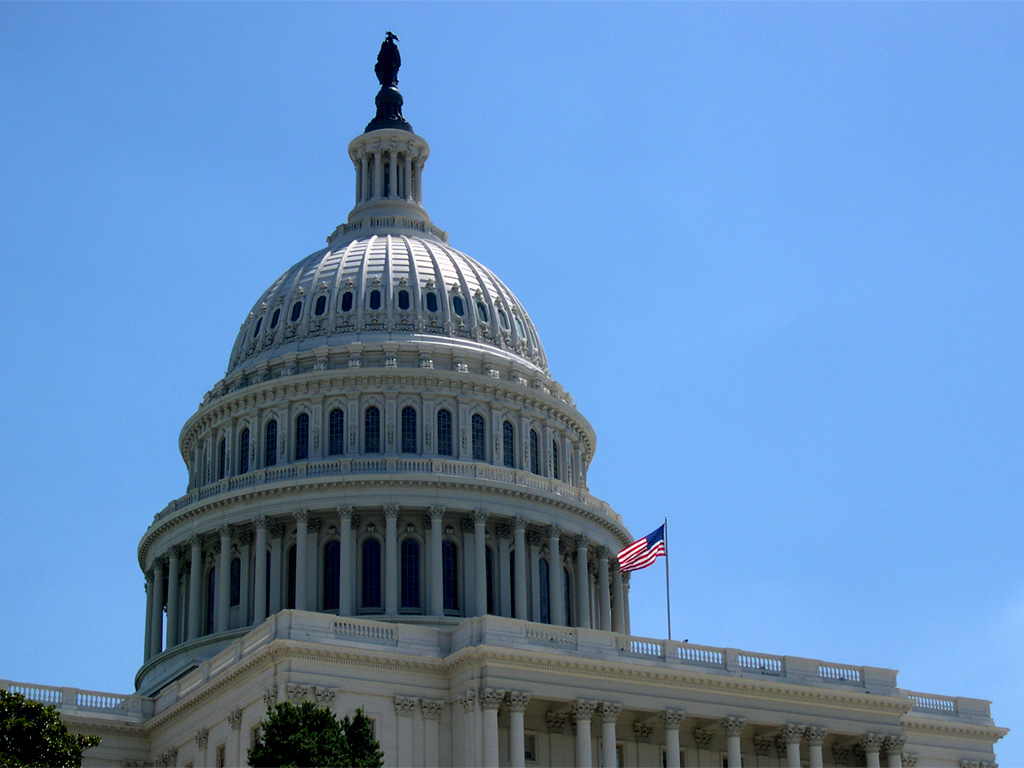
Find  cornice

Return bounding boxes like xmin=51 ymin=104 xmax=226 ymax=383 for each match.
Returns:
xmin=901 ymin=717 xmax=1009 ymax=742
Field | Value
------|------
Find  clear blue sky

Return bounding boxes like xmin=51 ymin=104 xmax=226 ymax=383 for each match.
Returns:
xmin=2 ymin=2 xmax=1021 ymax=762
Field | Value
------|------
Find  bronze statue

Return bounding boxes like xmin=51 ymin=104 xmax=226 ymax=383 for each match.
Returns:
xmin=375 ymin=31 xmax=401 ymax=88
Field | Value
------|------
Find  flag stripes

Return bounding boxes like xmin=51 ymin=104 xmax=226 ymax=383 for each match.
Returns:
xmin=617 ymin=524 xmax=666 ymax=572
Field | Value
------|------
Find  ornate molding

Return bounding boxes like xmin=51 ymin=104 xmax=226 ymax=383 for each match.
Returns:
xmin=383 ymin=504 xmax=400 ymax=520
xmin=228 ymin=708 xmax=242 ymax=730
xmin=456 ymin=689 xmax=475 ymax=712
xmin=723 ymin=717 xmax=747 ymax=737
xmin=753 ymin=735 xmax=772 ymax=757
xmin=263 ymin=687 xmax=278 ymax=708
xmin=547 ymin=524 xmax=562 ymax=538
xmin=806 ymin=726 xmax=828 ymax=746
xmin=506 ymin=691 xmax=531 ymax=713
xmin=884 ymin=735 xmax=906 ymax=756
xmin=479 ymin=687 xmax=505 ymax=711
xmin=394 ymin=696 xmax=417 ymax=716
xmin=546 ymin=712 xmax=567 ymax=733
xmin=693 ymin=729 xmax=713 ymax=749
xmin=660 ymin=709 xmax=684 ymax=729
xmin=194 ymin=728 xmax=208 ymax=749
xmin=421 ymin=698 xmax=444 ymax=720
xmin=860 ymin=733 xmax=886 ymax=753
xmin=571 ymin=698 xmax=599 ymax=722
xmin=633 ymin=721 xmax=653 ymax=742
xmin=782 ymin=724 xmax=806 ymax=744
xmin=599 ymin=702 xmax=622 ymax=723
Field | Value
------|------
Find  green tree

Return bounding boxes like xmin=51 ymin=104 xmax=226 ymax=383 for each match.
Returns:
xmin=0 ymin=690 xmax=100 ymax=768
xmin=247 ymin=700 xmax=383 ymax=768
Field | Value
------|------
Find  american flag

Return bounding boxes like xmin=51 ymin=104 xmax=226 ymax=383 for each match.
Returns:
xmin=617 ymin=524 xmax=666 ymax=572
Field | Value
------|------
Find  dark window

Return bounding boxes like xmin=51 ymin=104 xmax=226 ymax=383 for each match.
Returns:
xmin=401 ymin=406 xmax=417 ymax=454
xmin=442 ymin=541 xmax=458 ymax=611
xmin=476 ymin=301 xmax=488 ymax=322
xmin=341 ymin=292 xmax=354 ymax=312
xmin=400 ymin=538 xmax=420 ymax=609
xmin=452 ymin=295 xmax=465 ymax=316
xmin=364 ymin=407 xmax=381 ymax=453
xmin=510 ymin=550 xmax=516 ymax=618
xmin=397 ymin=289 xmax=410 ymax=310
xmin=552 ymin=440 xmax=560 ymax=481
xmin=502 ymin=421 xmax=515 ymax=468
xmin=270 ymin=308 xmax=280 ymax=328
xmin=425 ymin=292 xmax=438 ymax=312
xmin=514 ymin=315 xmax=526 ymax=338
xmin=564 ymin=567 xmax=572 ymax=626
xmin=529 ymin=429 xmax=540 ymax=475
xmin=498 ymin=308 xmax=509 ymax=330
xmin=287 ymin=545 xmax=296 ymax=610
xmin=253 ymin=317 xmax=262 ymax=338
xmin=314 ymin=295 xmax=327 ymax=316
xmin=362 ymin=539 xmax=381 ymax=609
xmin=328 ymin=409 xmax=344 ymax=455
xmin=383 ymin=162 xmax=390 ymax=196
xmin=485 ymin=546 xmax=494 ymax=615
xmin=229 ymin=557 xmax=241 ymax=607
xmin=218 ymin=438 xmax=227 ymax=480
xmin=295 ymin=413 xmax=309 ymax=461
xmin=239 ymin=428 xmax=250 ymax=474
xmin=323 ymin=540 xmax=340 ymax=611
xmin=264 ymin=420 xmax=277 ymax=467
xmin=436 ymin=409 xmax=453 ymax=457
xmin=472 ymin=414 xmax=486 ymax=461
xmin=539 ymin=559 xmax=550 ymax=624
xmin=369 ymin=290 xmax=381 ymax=310
xmin=290 ymin=302 xmax=302 ymax=322
xmin=206 ymin=567 xmax=216 ymax=634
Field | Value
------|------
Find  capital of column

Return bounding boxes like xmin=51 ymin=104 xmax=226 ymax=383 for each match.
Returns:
xmin=753 ymin=736 xmax=772 ymax=757
xmin=228 ymin=708 xmax=242 ymax=730
xmin=337 ymin=505 xmax=354 ymax=518
xmin=294 ymin=510 xmax=309 ymax=525
xmin=383 ymin=504 xmax=400 ymax=520
xmin=512 ymin=515 xmax=528 ymax=531
xmin=861 ymin=734 xmax=886 ymax=754
xmin=693 ymin=729 xmax=713 ymax=749
xmin=307 ymin=517 xmax=321 ymax=533
xmin=420 ymin=699 xmax=444 ymax=720
xmin=495 ymin=522 xmax=511 ymax=539
xmin=547 ymin=524 xmax=561 ymax=539
xmin=526 ymin=530 xmax=542 ymax=546
xmin=269 ymin=523 xmax=285 ymax=538
xmin=661 ymin=709 xmax=684 ymax=729
xmin=546 ymin=712 xmax=567 ymax=733
xmin=832 ymin=745 xmax=852 ymax=763
xmin=621 ymin=572 xmax=631 ymax=585
xmin=806 ymin=726 xmax=828 ymax=746
xmin=152 ymin=556 xmax=167 ymax=572
xmin=460 ymin=517 xmax=475 ymax=533
xmin=571 ymin=698 xmax=599 ymax=722
xmin=254 ymin=515 xmax=268 ymax=529
xmin=884 ymin=735 xmax=906 ymax=756
xmin=238 ymin=531 xmax=253 ymax=546
xmin=723 ymin=717 xmax=747 ymax=737
xmin=782 ymin=724 xmax=806 ymax=745
xmin=595 ymin=702 xmax=621 ymax=723
xmin=479 ymin=687 xmax=505 ymax=711
xmin=472 ymin=509 xmax=488 ymax=525
xmin=188 ymin=533 xmax=202 ymax=549
xmin=633 ymin=721 xmax=654 ymax=742
xmin=506 ymin=691 xmax=531 ymax=713
xmin=456 ymin=689 xmax=475 ymax=712
xmin=194 ymin=729 xmax=209 ymax=749
xmin=428 ymin=505 xmax=446 ymax=519
xmin=394 ymin=695 xmax=417 ymax=716
xmin=596 ymin=545 xmax=611 ymax=560
xmin=901 ymin=754 xmax=918 ymax=767
xmin=574 ymin=534 xmax=589 ymax=549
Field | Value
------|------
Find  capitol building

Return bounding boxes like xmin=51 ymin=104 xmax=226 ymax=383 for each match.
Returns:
xmin=1 ymin=38 xmax=1006 ymax=768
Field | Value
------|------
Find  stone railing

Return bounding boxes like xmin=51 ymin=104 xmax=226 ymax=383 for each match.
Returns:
xmin=0 ymin=680 xmax=152 ymax=721
xmin=158 ymin=458 xmax=620 ymax=525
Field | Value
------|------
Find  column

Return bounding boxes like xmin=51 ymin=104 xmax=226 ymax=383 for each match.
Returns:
xmin=622 ymin=573 xmax=631 ymax=634
xmin=461 ymin=518 xmax=476 ymax=616
xmin=269 ymin=524 xmax=283 ymax=614
xmin=612 ymin=564 xmax=625 ymax=633
xmin=884 ymin=736 xmax=905 ymax=768
xmin=166 ymin=547 xmax=181 ymax=647
xmin=548 ymin=526 xmax=565 ymax=625
xmin=600 ymin=704 xmax=622 ymax=768
xmin=723 ymin=717 xmax=746 ymax=768
xmin=384 ymin=505 xmax=399 ymax=615
xmin=574 ymin=536 xmax=591 ymax=628
xmin=305 ymin=517 xmax=320 ymax=609
xmin=429 ymin=506 xmax=445 ymax=616
xmin=806 ymin=727 xmax=827 ymax=768
xmin=394 ymin=696 xmax=416 ymax=768
xmin=228 ymin=708 xmax=242 ymax=766
xmin=188 ymin=535 xmax=203 ymax=640
xmin=293 ymin=512 xmax=308 ymax=611
xmin=513 ymin=517 xmax=528 ymax=620
xmin=861 ymin=734 xmax=885 ymax=768
xmin=782 ymin=725 xmax=804 ymax=768
xmin=458 ymin=690 xmax=478 ymax=768
xmin=474 ymin=511 xmax=488 ymax=616
xmin=387 ymin=149 xmax=397 ymax=198
xmin=143 ymin=571 xmax=154 ymax=661
xmin=422 ymin=699 xmax=444 ymax=768
xmin=597 ymin=548 xmax=611 ymax=631
xmin=238 ymin=532 xmax=251 ymax=627
xmin=359 ymin=153 xmax=368 ymax=202
xmin=403 ymin=152 xmax=413 ymax=200
xmin=497 ymin=524 xmax=512 ymax=617
xmin=216 ymin=526 xmax=231 ymax=632
xmin=507 ymin=692 xmax=531 ymax=768
xmin=480 ymin=688 xmax=504 ymax=768
xmin=253 ymin=517 xmax=268 ymax=624
xmin=338 ymin=506 xmax=353 ymax=616
xmin=571 ymin=699 xmax=598 ymax=768
xmin=528 ymin=530 xmax=541 ymax=622
xmin=151 ymin=559 xmax=165 ymax=654
xmin=372 ymin=152 xmax=382 ymax=200
xmin=661 ymin=710 xmax=683 ymax=768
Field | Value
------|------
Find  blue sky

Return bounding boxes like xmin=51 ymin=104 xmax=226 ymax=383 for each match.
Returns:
xmin=1 ymin=2 xmax=1021 ymax=763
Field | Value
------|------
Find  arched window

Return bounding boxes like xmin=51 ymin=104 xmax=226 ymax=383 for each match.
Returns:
xmin=502 ymin=421 xmax=515 ymax=469
xmin=295 ymin=413 xmax=309 ymax=461
xmin=361 ymin=539 xmax=382 ymax=610
xmin=485 ymin=546 xmax=495 ymax=615
xmin=425 ymin=292 xmax=438 ymax=312
xmin=401 ymin=406 xmax=417 ymax=454
xmin=253 ymin=316 xmax=262 ymax=338
xmin=529 ymin=429 xmax=540 ymax=475
xmin=341 ymin=291 xmax=354 ymax=312
xmin=397 ymin=289 xmax=410 ymax=311
xmin=314 ymin=295 xmax=327 ymax=316
xmin=400 ymin=538 xmax=420 ymax=610
xmin=472 ymin=414 xmax=486 ymax=461
xmin=239 ymin=428 xmax=250 ymax=474
xmin=286 ymin=546 xmax=296 ymax=610
xmin=564 ymin=567 xmax=573 ymax=626
xmin=452 ymin=295 xmax=465 ymax=316
xmin=476 ymin=301 xmax=488 ymax=323
xmin=442 ymin=541 xmax=458 ymax=611
xmin=364 ymin=407 xmax=381 ymax=454
xmin=323 ymin=541 xmax=340 ymax=611
xmin=328 ymin=409 xmax=344 ymax=456
xmin=265 ymin=420 xmax=277 ymax=467
xmin=539 ymin=558 xmax=550 ymax=624
xmin=218 ymin=437 xmax=227 ymax=480
xmin=369 ymin=289 xmax=382 ymax=310
xmin=551 ymin=439 xmax=560 ymax=481
xmin=290 ymin=301 xmax=302 ymax=322
xmin=229 ymin=557 xmax=241 ymax=607
xmin=270 ymin=308 xmax=280 ymax=329
xmin=206 ymin=567 xmax=216 ymax=634
xmin=437 ymin=409 xmax=453 ymax=457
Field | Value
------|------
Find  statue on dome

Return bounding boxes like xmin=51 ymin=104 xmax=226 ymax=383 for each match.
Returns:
xmin=375 ymin=31 xmax=401 ymax=88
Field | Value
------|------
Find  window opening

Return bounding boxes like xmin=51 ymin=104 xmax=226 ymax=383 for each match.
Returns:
xmin=369 ymin=289 xmax=382 ymax=310
xmin=476 ymin=301 xmax=488 ymax=322
xmin=364 ymin=407 xmax=381 ymax=453
xmin=314 ymin=295 xmax=327 ymax=316
xmin=401 ymin=406 xmax=417 ymax=453
xmin=498 ymin=308 xmax=509 ymax=330
xmin=452 ymin=295 xmax=465 ymax=316
xmin=425 ymin=292 xmax=438 ymax=312
xmin=400 ymin=538 xmax=420 ymax=609
xmin=485 ymin=546 xmax=495 ymax=615
xmin=323 ymin=540 xmax=340 ymax=611
xmin=287 ymin=545 xmax=296 ymax=609
xmin=253 ymin=317 xmax=262 ymax=338
xmin=290 ymin=301 xmax=302 ymax=322
xmin=362 ymin=539 xmax=382 ymax=609
xmin=472 ymin=414 xmax=486 ymax=461
xmin=328 ymin=409 xmax=344 ymax=455
xmin=397 ymin=289 xmax=410 ymax=311
xmin=264 ymin=420 xmax=277 ymax=467
xmin=442 ymin=540 xmax=459 ymax=611
xmin=206 ymin=567 xmax=216 ymax=634
xmin=239 ymin=429 xmax=250 ymax=474
xmin=564 ymin=567 xmax=573 ymax=626
xmin=552 ymin=440 xmax=560 ymax=481
xmin=229 ymin=557 xmax=241 ymax=607
xmin=539 ymin=559 xmax=550 ymax=624
xmin=510 ymin=550 xmax=516 ymax=618
xmin=341 ymin=292 xmax=354 ymax=312
xmin=270 ymin=308 xmax=280 ymax=328
xmin=437 ymin=409 xmax=453 ymax=457
xmin=218 ymin=437 xmax=227 ymax=480
xmin=502 ymin=421 xmax=515 ymax=468
xmin=295 ymin=413 xmax=309 ymax=461
xmin=529 ymin=429 xmax=540 ymax=475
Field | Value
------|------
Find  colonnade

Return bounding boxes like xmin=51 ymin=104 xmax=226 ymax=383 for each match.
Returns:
xmin=143 ymin=507 xmax=629 ymax=662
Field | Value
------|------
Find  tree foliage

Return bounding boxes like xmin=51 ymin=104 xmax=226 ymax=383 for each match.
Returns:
xmin=247 ymin=700 xmax=383 ymax=768
xmin=0 ymin=690 xmax=100 ymax=768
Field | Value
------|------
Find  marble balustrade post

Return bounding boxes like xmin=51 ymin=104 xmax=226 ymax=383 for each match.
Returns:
xmin=429 ymin=506 xmax=444 ymax=616
xmin=253 ymin=517 xmax=268 ymax=624
xmin=188 ymin=535 xmax=203 ymax=640
xmin=513 ymin=517 xmax=528 ymax=620
xmin=384 ymin=505 xmax=399 ymax=614
xmin=574 ymin=536 xmax=591 ymax=628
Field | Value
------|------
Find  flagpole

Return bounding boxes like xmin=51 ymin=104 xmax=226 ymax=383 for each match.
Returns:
xmin=664 ymin=515 xmax=672 ymax=641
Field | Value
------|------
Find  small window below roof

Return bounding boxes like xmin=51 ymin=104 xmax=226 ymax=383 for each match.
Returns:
xmin=341 ymin=291 xmax=354 ymax=312
xmin=514 ymin=315 xmax=525 ymax=337
xmin=270 ymin=308 xmax=280 ymax=329
xmin=314 ymin=295 xmax=327 ymax=316
xmin=476 ymin=301 xmax=488 ymax=322
xmin=253 ymin=317 xmax=262 ymax=338
xmin=425 ymin=292 xmax=438 ymax=313
xmin=497 ymin=308 xmax=509 ymax=330
xmin=369 ymin=290 xmax=382 ymax=310
xmin=397 ymin=289 xmax=410 ymax=311
xmin=452 ymin=296 xmax=465 ymax=316
xmin=290 ymin=302 xmax=302 ymax=322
